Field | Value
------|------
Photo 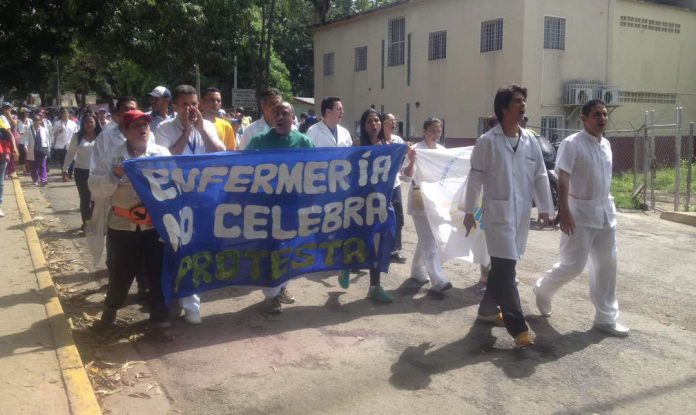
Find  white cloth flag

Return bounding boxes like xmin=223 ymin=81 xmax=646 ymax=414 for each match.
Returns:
xmin=414 ymin=147 xmax=489 ymax=265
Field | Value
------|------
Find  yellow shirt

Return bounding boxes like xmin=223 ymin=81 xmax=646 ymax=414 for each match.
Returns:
xmin=214 ymin=117 xmax=236 ymax=150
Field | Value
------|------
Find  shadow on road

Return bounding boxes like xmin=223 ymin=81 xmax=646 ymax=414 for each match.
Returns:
xmin=388 ymin=315 xmax=608 ymax=388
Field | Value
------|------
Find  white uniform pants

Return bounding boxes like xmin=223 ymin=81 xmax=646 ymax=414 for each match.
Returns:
xmin=535 ymin=224 xmax=619 ymax=325
xmin=179 ymin=294 xmax=200 ymax=314
xmin=410 ymin=214 xmax=449 ymax=286
xmin=262 ymin=281 xmax=289 ymax=299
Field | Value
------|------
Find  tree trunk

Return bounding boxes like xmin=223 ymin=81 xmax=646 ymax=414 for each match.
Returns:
xmin=264 ymin=0 xmax=277 ymax=90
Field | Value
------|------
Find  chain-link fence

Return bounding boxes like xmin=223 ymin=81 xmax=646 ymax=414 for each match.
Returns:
xmin=530 ymin=107 xmax=696 ymax=212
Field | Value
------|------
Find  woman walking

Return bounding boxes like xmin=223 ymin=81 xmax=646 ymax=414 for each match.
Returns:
xmin=401 ymin=117 xmax=453 ymax=294
xmin=63 ymin=112 xmax=101 ymax=230
xmin=380 ymin=113 xmax=407 ymax=264
xmin=357 ymin=108 xmax=393 ymax=303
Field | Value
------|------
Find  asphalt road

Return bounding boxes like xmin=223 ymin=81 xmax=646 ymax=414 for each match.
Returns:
xmin=23 ymin=167 xmax=696 ymax=415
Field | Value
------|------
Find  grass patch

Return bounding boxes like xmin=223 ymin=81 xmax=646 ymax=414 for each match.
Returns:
xmin=612 ymin=172 xmax=642 ymax=209
xmin=612 ymin=163 xmax=696 ymax=209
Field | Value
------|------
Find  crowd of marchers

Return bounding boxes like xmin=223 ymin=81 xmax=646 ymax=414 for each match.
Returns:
xmin=0 ymin=84 xmax=629 ymax=347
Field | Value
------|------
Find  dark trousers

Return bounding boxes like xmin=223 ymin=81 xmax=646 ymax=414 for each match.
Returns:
xmin=104 ymin=228 xmax=169 ymax=324
xmin=73 ymin=168 xmax=92 ymax=223
xmin=53 ymin=147 xmax=66 ymax=169
xmin=391 ymin=185 xmax=404 ymax=251
xmin=479 ymin=256 xmax=528 ymax=337
xmin=370 ymin=268 xmax=381 ymax=286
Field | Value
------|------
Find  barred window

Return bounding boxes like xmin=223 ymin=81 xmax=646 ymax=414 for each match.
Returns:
xmin=428 ymin=30 xmax=447 ymax=61
xmin=541 ymin=116 xmax=564 ymax=141
xmin=480 ymin=18 xmax=503 ymax=53
xmin=323 ymin=52 xmax=334 ymax=76
xmin=388 ymin=17 xmax=406 ymax=66
xmin=544 ymin=16 xmax=566 ymax=50
xmin=354 ymin=46 xmax=367 ymax=72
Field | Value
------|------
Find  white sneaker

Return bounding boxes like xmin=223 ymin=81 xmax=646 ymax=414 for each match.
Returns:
xmin=0 ymin=208 xmax=5 ymax=217
xmin=184 ymin=311 xmax=202 ymax=325
xmin=533 ymin=280 xmax=552 ymax=317
xmin=593 ymin=322 xmax=630 ymax=337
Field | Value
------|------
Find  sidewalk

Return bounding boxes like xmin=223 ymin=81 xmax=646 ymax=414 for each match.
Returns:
xmin=0 ymin=178 xmax=100 ymax=415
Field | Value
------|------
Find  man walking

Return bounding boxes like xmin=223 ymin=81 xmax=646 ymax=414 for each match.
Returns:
xmin=53 ymin=108 xmax=79 ymax=178
xmin=462 ymin=85 xmax=553 ymax=348
xmin=247 ymin=101 xmax=315 ymax=314
xmin=306 ymin=97 xmax=352 ymax=148
xmin=239 ymin=88 xmax=283 ymax=150
xmin=155 ymin=84 xmax=224 ymax=324
xmin=146 ymin=86 xmax=175 ymax=132
xmin=201 ymin=87 xmax=236 ymax=150
xmin=534 ymin=100 xmax=629 ymax=337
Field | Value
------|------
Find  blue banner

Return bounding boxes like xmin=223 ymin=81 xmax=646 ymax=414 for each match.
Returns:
xmin=123 ymin=145 xmax=407 ymax=301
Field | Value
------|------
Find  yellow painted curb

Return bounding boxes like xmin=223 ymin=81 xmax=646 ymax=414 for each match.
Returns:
xmin=12 ymin=178 xmax=102 ymax=415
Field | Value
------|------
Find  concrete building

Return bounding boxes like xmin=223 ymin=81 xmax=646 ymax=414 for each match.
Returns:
xmin=312 ymin=0 xmax=696 ymax=144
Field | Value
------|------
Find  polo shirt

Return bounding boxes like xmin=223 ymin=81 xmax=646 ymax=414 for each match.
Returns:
xmin=246 ymin=129 xmax=315 ymax=150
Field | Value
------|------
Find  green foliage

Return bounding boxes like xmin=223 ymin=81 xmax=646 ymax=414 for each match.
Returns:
xmin=1 ymin=0 xmax=396 ymax=106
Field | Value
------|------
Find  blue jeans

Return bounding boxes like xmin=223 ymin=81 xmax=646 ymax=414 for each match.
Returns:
xmin=0 ymin=158 xmax=7 ymax=207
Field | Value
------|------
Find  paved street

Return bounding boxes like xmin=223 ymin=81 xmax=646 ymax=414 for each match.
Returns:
xmin=20 ymin=168 xmax=696 ymax=414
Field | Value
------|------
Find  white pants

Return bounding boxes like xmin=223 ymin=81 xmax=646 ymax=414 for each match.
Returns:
xmin=262 ymin=281 xmax=289 ymax=299
xmin=535 ymin=224 xmax=619 ymax=325
xmin=179 ymin=294 xmax=200 ymax=314
xmin=410 ymin=214 xmax=449 ymax=286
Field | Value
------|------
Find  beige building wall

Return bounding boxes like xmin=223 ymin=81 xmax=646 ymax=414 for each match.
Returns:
xmin=313 ymin=0 xmax=696 ymax=141
xmin=609 ymin=0 xmax=696 ymax=130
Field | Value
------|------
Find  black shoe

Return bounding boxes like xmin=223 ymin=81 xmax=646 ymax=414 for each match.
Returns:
xmin=390 ymin=251 xmax=407 ymax=263
xmin=90 ymin=309 xmax=117 ymax=331
xmin=278 ymin=287 xmax=295 ymax=304
xmin=265 ymin=296 xmax=283 ymax=314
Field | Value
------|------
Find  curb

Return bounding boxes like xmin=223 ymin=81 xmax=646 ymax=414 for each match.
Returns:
xmin=12 ymin=178 xmax=102 ymax=415
xmin=660 ymin=211 xmax=696 ymax=227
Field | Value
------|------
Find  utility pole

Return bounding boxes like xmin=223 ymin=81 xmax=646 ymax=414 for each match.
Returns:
xmin=234 ymin=55 xmax=238 ymax=91
xmin=56 ymin=59 xmax=61 ymax=107
xmin=194 ymin=63 xmax=201 ymax=96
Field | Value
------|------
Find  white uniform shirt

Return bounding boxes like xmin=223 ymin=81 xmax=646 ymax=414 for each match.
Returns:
xmin=239 ymin=117 xmax=270 ymax=150
xmin=387 ymin=134 xmax=405 ymax=189
xmin=52 ymin=119 xmax=78 ymax=150
xmin=400 ymin=140 xmax=446 ymax=215
xmin=90 ymin=125 xmax=127 ymax=171
xmin=556 ymin=130 xmax=616 ymax=229
xmin=88 ymin=140 xmax=170 ymax=231
xmin=155 ymin=116 xmax=221 ymax=155
xmin=63 ymin=134 xmax=96 ymax=171
xmin=239 ymin=116 xmax=296 ymax=150
xmin=25 ymin=124 xmax=51 ymax=162
xmin=306 ymin=120 xmax=353 ymax=148
xmin=462 ymin=125 xmax=553 ymax=260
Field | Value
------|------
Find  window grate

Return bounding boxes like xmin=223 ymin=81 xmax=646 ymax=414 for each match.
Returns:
xmin=428 ymin=30 xmax=447 ymax=60
xmin=388 ymin=17 xmax=406 ymax=66
xmin=480 ymin=18 xmax=503 ymax=53
xmin=323 ymin=52 xmax=334 ymax=76
xmin=354 ymin=46 xmax=367 ymax=72
xmin=619 ymin=16 xmax=680 ymax=34
xmin=541 ymin=116 xmax=564 ymax=141
xmin=544 ymin=16 xmax=566 ymax=50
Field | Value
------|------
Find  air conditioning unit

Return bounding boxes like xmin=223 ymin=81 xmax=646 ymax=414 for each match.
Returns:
xmin=599 ymin=88 xmax=620 ymax=105
xmin=567 ymin=86 xmax=594 ymax=105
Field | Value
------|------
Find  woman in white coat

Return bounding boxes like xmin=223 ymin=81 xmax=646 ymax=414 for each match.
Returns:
xmin=401 ymin=117 xmax=453 ymax=294
xmin=462 ymin=85 xmax=553 ymax=348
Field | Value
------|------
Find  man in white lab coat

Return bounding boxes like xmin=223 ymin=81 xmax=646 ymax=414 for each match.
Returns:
xmin=306 ymin=96 xmax=353 ymax=148
xmin=462 ymin=85 xmax=553 ymax=348
xmin=533 ymin=100 xmax=629 ymax=337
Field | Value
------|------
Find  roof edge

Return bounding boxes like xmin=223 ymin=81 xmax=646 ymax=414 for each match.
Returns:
xmin=312 ymin=0 xmax=411 ymax=31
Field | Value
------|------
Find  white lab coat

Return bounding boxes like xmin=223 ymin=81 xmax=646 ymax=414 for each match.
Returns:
xmin=462 ymin=125 xmax=553 ymax=260
xmin=306 ymin=120 xmax=352 ymax=148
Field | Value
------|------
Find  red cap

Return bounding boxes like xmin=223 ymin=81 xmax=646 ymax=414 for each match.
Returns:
xmin=121 ymin=110 xmax=152 ymax=128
